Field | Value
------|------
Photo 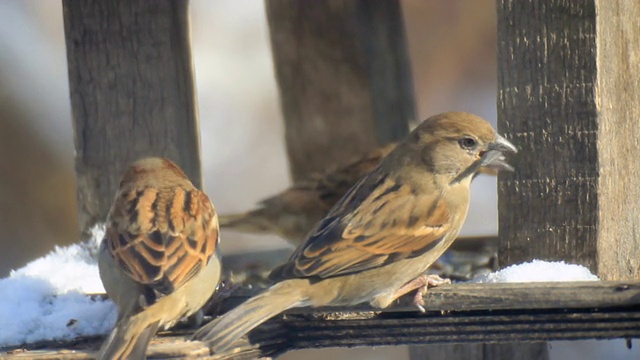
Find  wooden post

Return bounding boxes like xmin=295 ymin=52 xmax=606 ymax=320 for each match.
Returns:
xmin=63 ymin=0 xmax=202 ymax=240
xmin=497 ymin=0 xmax=640 ymax=280
xmin=495 ymin=0 xmax=639 ymax=359
xmin=265 ymin=0 xmax=414 ymax=181
xmin=496 ymin=1 xmax=596 ymax=359
xmin=593 ymin=1 xmax=640 ymax=280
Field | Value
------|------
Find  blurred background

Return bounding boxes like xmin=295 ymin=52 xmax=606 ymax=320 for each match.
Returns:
xmin=0 ymin=0 xmax=497 ymax=277
xmin=1 ymin=1 xmax=632 ymax=359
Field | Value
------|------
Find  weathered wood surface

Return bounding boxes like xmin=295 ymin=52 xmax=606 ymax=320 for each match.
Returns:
xmin=496 ymin=0 xmax=640 ymax=281
xmin=225 ymin=281 xmax=640 ymax=313
xmin=63 ymin=0 xmax=202 ymax=241
xmin=3 ymin=281 xmax=640 ymax=359
xmin=497 ymin=0 xmax=598 ymax=275
xmin=494 ymin=2 xmax=602 ymax=358
xmin=266 ymin=0 xmax=414 ymax=181
xmin=594 ymin=0 xmax=640 ymax=280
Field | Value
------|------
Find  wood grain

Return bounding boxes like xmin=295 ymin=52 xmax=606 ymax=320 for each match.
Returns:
xmin=495 ymin=2 xmax=605 ymax=358
xmin=496 ymin=0 xmax=598 ymax=273
xmin=62 ymin=0 xmax=202 ymax=241
xmin=265 ymin=0 xmax=414 ymax=181
xmin=4 ymin=281 xmax=638 ymax=359
xmin=275 ymin=281 xmax=640 ymax=313
xmin=594 ymin=0 xmax=640 ymax=280
xmin=496 ymin=0 xmax=640 ymax=280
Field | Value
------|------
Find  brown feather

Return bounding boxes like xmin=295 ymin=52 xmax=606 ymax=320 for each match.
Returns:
xmin=218 ymin=143 xmax=398 ymax=244
xmin=105 ymin=158 xmax=218 ymax=296
xmin=99 ymin=157 xmax=221 ymax=360
xmin=195 ymin=112 xmax=517 ymax=353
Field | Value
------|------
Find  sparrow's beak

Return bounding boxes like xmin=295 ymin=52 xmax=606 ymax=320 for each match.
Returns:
xmin=488 ymin=134 xmax=518 ymax=154
xmin=451 ymin=134 xmax=517 ymax=185
xmin=481 ymin=134 xmax=518 ymax=172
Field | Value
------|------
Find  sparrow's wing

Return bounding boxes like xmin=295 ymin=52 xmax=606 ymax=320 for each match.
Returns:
xmin=308 ymin=142 xmax=399 ymax=206
xmin=271 ymin=172 xmax=452 ymax=280
xmin=105 ymin=186 xmax=218 ymax=295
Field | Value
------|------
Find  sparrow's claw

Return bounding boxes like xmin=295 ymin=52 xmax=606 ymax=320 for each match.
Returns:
xmin=412 ymin=274 xmax=450 ymax=312
xmin=391 ymin=274 xmax=451 ymax=312
xmin=413 ymin=289 xmax=427 ymax=313
xmin=425 ymin=274 xmax=451 ymax=287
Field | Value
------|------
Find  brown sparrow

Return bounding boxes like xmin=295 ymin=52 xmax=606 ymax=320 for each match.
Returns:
xmin=218 ymin=143 xmax=398 ymax=245
xmin=98 ymin=157 xmax=220 ymax=359
xmin=192 ymin=112 xmax=517 ymax=352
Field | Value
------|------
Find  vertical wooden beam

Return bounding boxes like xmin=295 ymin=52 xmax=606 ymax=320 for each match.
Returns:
xmin=266 ymin=0 xmax=414 ymax=181
xmin=496 ymin=0 xmax=597 ymax=270
xmin=496 ymin=0 xmax=639 ymax=357
xmin=497 ymin=0 xmax=640 ymax=281
xmin=594 ymin=1 xmax=640 ymax=280
xmin=496 ymin=1 xmax=599 ymax=359
xmin=63 ymin=0 xmax=201 ymax=240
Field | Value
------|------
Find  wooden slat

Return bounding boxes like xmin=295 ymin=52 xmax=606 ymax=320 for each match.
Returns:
xmin=265 ymin=0 xmax=414 ymax=181
xmin=496 ymin=0 xmax=640 ymax=281
xmin=284 ymin=310 xmax=640 ymax=348
xmin=4 ymin=281 xmax=639 ymax=359
xmin=495 ymin=1 xmax=605 ymax=358
xmin=397 ymin=281 xmax=640 ymax=311
xmin=234 ymin=281 xmax=640 ymax=314
xmin=594 ymin=0 xmax=640 ymax=280
xmin=62 ymin=0 xmax=202 ymax=240
xmin=496 ymin=0 xmax=598 ymax=276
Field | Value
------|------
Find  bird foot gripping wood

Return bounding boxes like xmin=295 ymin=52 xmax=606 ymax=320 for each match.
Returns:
xmin=394 ymin=274 xmax=451 ymax=312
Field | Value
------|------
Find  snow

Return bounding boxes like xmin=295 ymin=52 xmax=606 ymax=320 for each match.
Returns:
xmin=0 ymin=225 xmax=116 ymax=347
xmin=473 ymin=260 xmax=599 ymax=283
xmin=0 ymin=237 xmax=602 ymax=349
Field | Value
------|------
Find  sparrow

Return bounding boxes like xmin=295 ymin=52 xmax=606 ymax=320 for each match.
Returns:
xmin=192 ymin=112 xmax=517 ymax=352
xmin=218 ymin=143 xmax=398 ymax=245
xmin=98 ymin=157 xmax=220 ymax=360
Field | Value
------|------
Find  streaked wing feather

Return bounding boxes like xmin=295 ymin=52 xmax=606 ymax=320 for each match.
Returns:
xmin=272 ymin=173 xmax=450 ymax=280
xmin=107 ymin=186 xmax=218 ymax=295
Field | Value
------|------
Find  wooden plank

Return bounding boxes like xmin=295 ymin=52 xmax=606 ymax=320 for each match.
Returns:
xmin=226 ymin=281 xmax=640 ymax=314
xmin=62 ymin=0 xmax=202 ymax=240
xmin=8 ymin=304 xmax=637 ymax=360
xmin=3 ymin=282 xmax=639 ymax=359
xmin=495 ymin=1 xmax=605 ymax=357
xmin=284 ymin=310 xmax=640 ymax=349
xmin=422 ymin=281 xmax=640 ymax=311
xmin=265 ymin=0 xmax=414 ymax=181
xmin=496 ymin=0 xmax=598 ymax=275
xmin=494 ymin=0 xmax=640 ymax=281
xmin=594 ymin=1 xmax=640 ymax=280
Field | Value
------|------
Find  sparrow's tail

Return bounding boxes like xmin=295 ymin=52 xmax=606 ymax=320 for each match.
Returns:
xmin=218 ymin=209 xmax=274 ymax=233
xmin=192 ymin=280 xmax=308 ymax=353
xmin=97 ymin=314 xmax=160 ymax=360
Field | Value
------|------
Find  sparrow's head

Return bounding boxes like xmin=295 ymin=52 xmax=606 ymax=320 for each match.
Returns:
xmin=407 ymin=112 xmax=517 ymax=184
xmin=119 ymin=157 xmax=190 ymax=188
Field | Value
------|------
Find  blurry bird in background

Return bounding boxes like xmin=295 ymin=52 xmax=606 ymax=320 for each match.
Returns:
xmin=218 ymin=143 xmax=398 ymax=246
xmin=98 ymin=158 xmax=221 ymax=360
xmin=193 ymin=112 xmax=517 ymax=352
xmin=219 ymin=138 xmax=505 ymax=248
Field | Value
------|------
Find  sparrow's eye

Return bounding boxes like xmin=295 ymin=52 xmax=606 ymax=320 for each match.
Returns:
xmin=458 ymin=137 xmax=477 ymax=150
